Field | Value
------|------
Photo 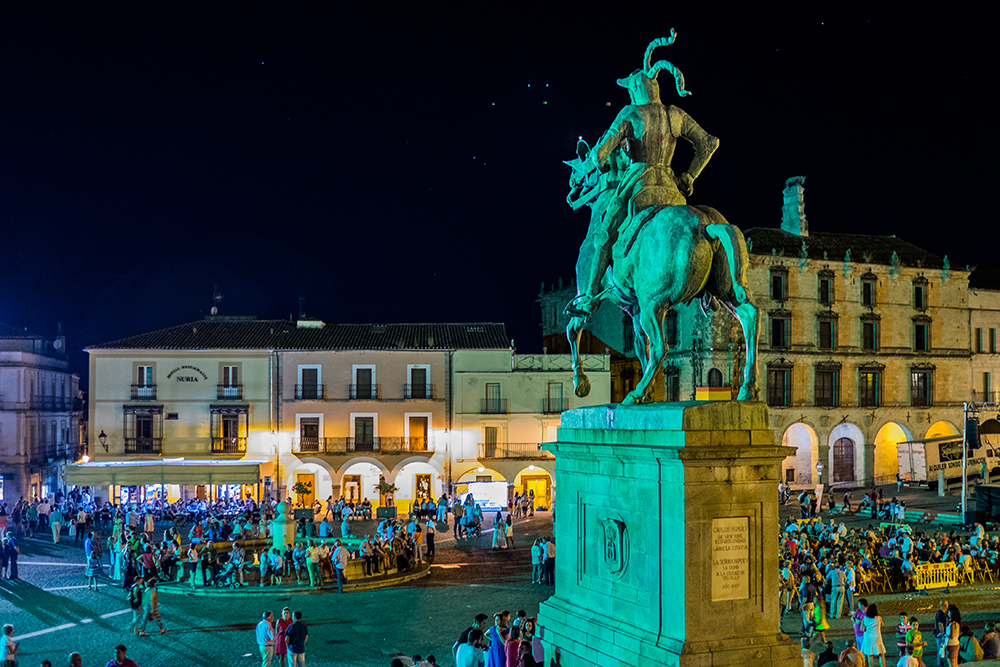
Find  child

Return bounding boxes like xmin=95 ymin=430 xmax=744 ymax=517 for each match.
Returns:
xmin=896 ymin=612 xmax=912 ymax=657
xmin=258 ymin=548 xmax=269 ymax=587
xmin=906 ymin=617 xmax=927 ymax=666
xmin=86 ymin=547 xmax=101 ymax=590
xmin=270 ymin=548 xmax=283 ymax=586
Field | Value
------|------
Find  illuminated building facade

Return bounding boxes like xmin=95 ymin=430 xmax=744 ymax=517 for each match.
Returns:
xmin=0 ymin=324 xmax=83 ymax=500
xmin=541 ymin=178 xmax=998 ymax=489
xmin=83 ymin=316 xmax=610 ymax=507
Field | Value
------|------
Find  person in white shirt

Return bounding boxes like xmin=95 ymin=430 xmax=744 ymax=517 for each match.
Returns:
xmin=895 ymin=644 xmax=918 ymax=667
xmin=455 ymin=629 xmax=486 ymax=667
xmin=332 ymin=539 xmax=349 ymax=594
xmin=256 ymin=611 xmax=275 ymax=667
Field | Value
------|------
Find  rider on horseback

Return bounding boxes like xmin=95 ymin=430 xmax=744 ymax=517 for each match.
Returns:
xmin=565 ymin=31 xmax=719 ymax=322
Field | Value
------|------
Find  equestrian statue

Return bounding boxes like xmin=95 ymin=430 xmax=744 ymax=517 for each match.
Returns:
xmin=564 ymin=31 xmax=760 ymax=405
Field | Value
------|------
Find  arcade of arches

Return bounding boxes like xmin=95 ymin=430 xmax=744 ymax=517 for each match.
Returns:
xmin=780 ymin=419 xmax=961 ymax=489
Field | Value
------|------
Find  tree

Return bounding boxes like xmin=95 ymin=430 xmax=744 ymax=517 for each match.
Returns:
xmin=374 ymin=479 xmax=398 ymax=506
xmin=292 ymin=480 xmax=313 ymax=507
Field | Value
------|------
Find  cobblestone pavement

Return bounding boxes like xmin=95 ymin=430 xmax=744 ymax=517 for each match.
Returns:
xmin=0 ymin=514 xmax=553 ymax=667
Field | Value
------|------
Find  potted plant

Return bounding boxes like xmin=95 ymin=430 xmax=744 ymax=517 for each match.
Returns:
xmin=375 ymin=479 xmax=399 ymax=518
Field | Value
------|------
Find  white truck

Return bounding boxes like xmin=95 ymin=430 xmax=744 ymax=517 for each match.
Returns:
xmin=897 ymin=435 xmax=1000 ymax=488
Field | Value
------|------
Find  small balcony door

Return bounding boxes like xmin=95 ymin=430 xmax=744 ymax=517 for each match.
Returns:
xmin=356 ymin=367 xmax=374 ymax=399
xmin=410 ymin=367 xmax=428 ymax=399
xmin=136 ymin=366 xmax=154 ymax=398
xmin=484 ymin=426 xmax=499 ymax=458
xmin=408 ymin=416 xmax=428 ymax=451
xmin=222 ymin=366 xmax=239 ymax=397
xmin=355 ymin=416 xmax=375 ymax=451
xmin=299 ymin=417 xmax=320 ymax=451
xmin=547 ymin=382 xmax=563 ymax=413
xmin=301 ymin=368 xmax=320 ymax=400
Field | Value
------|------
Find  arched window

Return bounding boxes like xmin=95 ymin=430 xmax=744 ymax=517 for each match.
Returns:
xmin=833 ymin=438 xmax=855 ymax=482
xmin=707 ymin=368 xmax=723 ymax=387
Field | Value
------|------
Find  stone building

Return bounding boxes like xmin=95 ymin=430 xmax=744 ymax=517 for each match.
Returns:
xmin=541 ymin=177 xmax=995 ymax=489
xmin=77 ymin=316 xmax=610 ymax=509
xmin=0 ymin=324 xmax=83 ymax=500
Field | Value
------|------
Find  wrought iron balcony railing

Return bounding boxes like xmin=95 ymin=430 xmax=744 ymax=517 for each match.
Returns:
xmin=294 ymin=384 xmax=326 ymax=400
xmin=480 ymin=398 xmax=509 ymax=414
xmin=211 ymin=436 xmax=247 ymax=454
xmin=30 ymin=396 xmax=76 ymax=411
xmin=542 ymin=398 xmax=569 ymax=414
xmin=478 ymin=442 xmax=553 ymax=459
xmin=403 ymin=384 xmax=435 ymax=399
xmin=348 ymin=384 xmax=380 ymax=400
xmin=124 ymin=437 xmax=162 ymax=454
xmin=217 ymin=384 xmax=244 ymax=400
xmin=130 ymin=384 xmax=157 ymax=401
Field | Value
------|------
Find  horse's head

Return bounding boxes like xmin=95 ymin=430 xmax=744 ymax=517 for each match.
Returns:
xmin=565 ymin=139 xmax=600 ymax=209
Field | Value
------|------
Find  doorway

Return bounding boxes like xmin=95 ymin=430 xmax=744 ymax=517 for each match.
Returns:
xmin=343 ymin=475 xmax=361 ymax=502
xmin=832 ymin=438 xmax=856 ymax=483
xmin=521 ymin=474 xmax=551 ymax=507
xmin=295 ymin=473 xmax=316 ymax=506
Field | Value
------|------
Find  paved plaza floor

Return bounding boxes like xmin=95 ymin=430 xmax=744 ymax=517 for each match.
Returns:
xmin=1 ymin=514 xmax=553 ymax=667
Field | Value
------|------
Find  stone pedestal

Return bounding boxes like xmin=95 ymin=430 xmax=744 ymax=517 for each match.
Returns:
xmin=538 ymin=401 xmax=799 ymax=667
xmin=271 ymin=501 xmax=296 ymax=552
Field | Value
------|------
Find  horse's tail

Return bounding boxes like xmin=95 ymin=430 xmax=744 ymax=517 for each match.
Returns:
xmin=699 ymin=292 xmax=718 ymax=316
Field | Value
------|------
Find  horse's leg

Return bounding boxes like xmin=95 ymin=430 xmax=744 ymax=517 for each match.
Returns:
xmin=717 ymin=294 xmax=760 ymax=401
xmin=623 ymin=306 xmax=669 ymax=406
xmin=566 ymin=314 xmax=592 ymax=398
xmin=704 ymin=223 xmax=750 ymax=303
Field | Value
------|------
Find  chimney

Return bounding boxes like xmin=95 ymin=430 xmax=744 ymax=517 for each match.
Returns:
xmin=781 ymin=176 xmax=808 ymax=237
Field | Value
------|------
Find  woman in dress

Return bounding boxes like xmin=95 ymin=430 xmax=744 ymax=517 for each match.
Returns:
xmin=779 ymin=560 xmax=795 ymax=614
xmin=945 ymin=605 xmax=962 ymax=667
xmin=861 ymin=602 xmax=887 ymax=667
xmin=504 ymin=625 xmax=521 ymax=667
xmin=504 ymin=515 xmax=515 ymax=549
xmin=274 ymin=606 xmax=293 ymax=667
xmin=485 ymin=612 xmax=506 ymax=667
xmin=491 ymin=512 xmax=504 ymax=550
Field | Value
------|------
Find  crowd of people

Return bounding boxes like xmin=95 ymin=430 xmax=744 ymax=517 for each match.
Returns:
xmin=442 ymin=611 xmax=544 ymax=667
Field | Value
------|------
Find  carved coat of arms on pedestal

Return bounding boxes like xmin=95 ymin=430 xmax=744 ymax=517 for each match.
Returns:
xmin=602 ymin=514 xmax=629 ymax=578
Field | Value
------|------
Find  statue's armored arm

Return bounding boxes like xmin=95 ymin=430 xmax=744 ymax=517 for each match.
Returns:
xmin=587 ymin=106 xmax=638 ymax=173
xmin=671 ymin=105 xmax=719 ymax=181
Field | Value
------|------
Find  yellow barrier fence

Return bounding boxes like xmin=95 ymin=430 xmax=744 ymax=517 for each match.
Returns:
xmin=913 ymin=562 xmax=957 ymax=590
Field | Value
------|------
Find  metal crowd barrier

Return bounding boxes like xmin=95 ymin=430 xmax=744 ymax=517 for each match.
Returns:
xmin=913 ymin=562 xmax=957 ymax=590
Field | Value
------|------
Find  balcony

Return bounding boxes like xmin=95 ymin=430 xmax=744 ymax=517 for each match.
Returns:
xmin=292 ymin=436 xmax=432 ymax=454
xmin=294 ymin=437 xmax=336 ymax=454
xmin=294 ymin=384 xmax=326 ymax=400
xmin=542 ymin=397 xmax=569 ymax=414
xmin=217 ymin=384 xmax=244 ymax=400
xmin=478 ymin=442 xmax=553 ymax=459
xmin=211 ymin=436 xmax=247 ymax=454
xmin=349 ymin=384 xmax=381 ymax=400
xmin=403 ymin=384 xmax=435 ymax=400
xmin=124 ymin=437 xmax=162 ymax=454
xmin=402 ymin=436 xmax=431 ymax=452
xmin=30 ymin=396 xmax=76 ymax=411
xmin=480 ymin=398 xmax=509 ymax=414
xmin=130 ymin=384 xmax=157 ymax=401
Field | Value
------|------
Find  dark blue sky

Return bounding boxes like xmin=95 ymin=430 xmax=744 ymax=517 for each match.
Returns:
xmin=1 ymin=5 xmax=993 ymax=383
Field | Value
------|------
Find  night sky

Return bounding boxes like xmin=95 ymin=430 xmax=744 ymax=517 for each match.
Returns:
xmin=1 ymin=6 xmax=993 ymax=383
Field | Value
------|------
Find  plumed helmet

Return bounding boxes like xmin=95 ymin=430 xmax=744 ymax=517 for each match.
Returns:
xmin=616 ymin=30 xmax=691 ymax=103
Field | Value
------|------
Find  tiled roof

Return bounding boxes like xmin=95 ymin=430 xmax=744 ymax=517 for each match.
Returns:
xmin=744 ymin=228 xmax=946 ymax=269
xmin=87 ymin=319 xmax=510 ymax=351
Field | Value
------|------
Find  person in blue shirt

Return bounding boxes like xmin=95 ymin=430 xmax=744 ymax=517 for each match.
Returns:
xmin=318 ymin=519 xmax=332 ymax=538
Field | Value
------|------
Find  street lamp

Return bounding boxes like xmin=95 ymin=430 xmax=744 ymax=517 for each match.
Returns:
xmin=98 ymin=430 xmax=108 ymax=452
xmin=816 ymin=461 xmax=824 ymax=485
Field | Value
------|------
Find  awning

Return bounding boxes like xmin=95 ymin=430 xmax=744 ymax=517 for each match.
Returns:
xmin=65 ymin=459 xmax=262 ymax=486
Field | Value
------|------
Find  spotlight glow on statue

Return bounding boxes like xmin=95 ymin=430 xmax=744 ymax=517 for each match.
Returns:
xmin=564 ymin=30 xmax=760 ymax=404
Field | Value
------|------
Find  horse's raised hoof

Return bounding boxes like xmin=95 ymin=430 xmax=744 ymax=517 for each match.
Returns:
xmin=574 ymin=374 xmax=591 ymax=398
xmin=622 ymin=391 xmax=644 ymax=406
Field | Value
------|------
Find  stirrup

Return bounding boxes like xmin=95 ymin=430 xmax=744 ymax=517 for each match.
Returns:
xmin=563 ymin=295 xmax=592 ymax=321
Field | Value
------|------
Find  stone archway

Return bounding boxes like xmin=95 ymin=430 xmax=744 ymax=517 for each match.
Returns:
xmin=873 ymin=422 xmax=913 ymax=483
xmin=926 ymin=420 xmax=961 ymax=439
xmin=781 ymin=423 xmax=818 ymax=487
xmin=829 ymin=423 xmax=866 ymax=486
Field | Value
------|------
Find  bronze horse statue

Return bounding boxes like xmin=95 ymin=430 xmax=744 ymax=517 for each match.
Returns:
xmin=565 ymin=142 xmax=760 ymax=405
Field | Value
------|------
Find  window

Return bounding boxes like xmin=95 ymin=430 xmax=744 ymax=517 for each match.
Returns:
xmin=221 ymin=365 xmax=241 ymax=398
xmin=913 ymin=317 xmax=931 ymax=352
xmin=407 ymin=365 xmax=431 ymax=399
xmin=818 ymin=276 xmax=833 ymax=305
xmin=770 ymin=270 xmax=788 ymax=301
xmin=977 ymin=328 xmax=984 ymax=353
xmin=770 ymin=314 xmax=790 ymax=348
xmin=818 ymin=319 xmax=836 ymax=351
xmin=815 ymin=368 xmax=838 ymax=407
xmin=211 ymin=406 xmax=248 ymax=453
xmin=545 ymin=382 xmax=565 ymax=413
xmin=353 ymin=416 xmax=375 ymax=450
xmin=767 ymin=365 xmax=791 ymax=407
xmin=482 ymin=425 xmax=500 ymax=458
xmin=123 ymin=406 xmax=163 ymax=454
xmin=664 ymin=366 xmax=680 ymax=402
xmin=913 ymin=282 xmax=926 ymax=309
xmin=665 ymin=310 xmax=679 ymax=346
xmin=483 ymin=382 xmax=505 ymax=414
xmin=992 ymin=328 xmax=997 ymax=353
xmin=133 ymin=365 xmax=155 ymax=400
xmin=351 ymin=365 xmax=377 ymax=400
xmin=861 ymin=275 xmax=877 ymax=306
xmin=911 ymin=371 xmax=932 ymax=407
xmin=297 ymin=365 xmax=324 ymax=400
xmin=707 ymin=368 xmax=724 ymax=387
xmin=298 ymin=417 xmax=321 ymax=452
xmin=861 ymin=318 xmax=880 ymax=351
xmin=859 ymin=369 xmax=882 ymax=407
